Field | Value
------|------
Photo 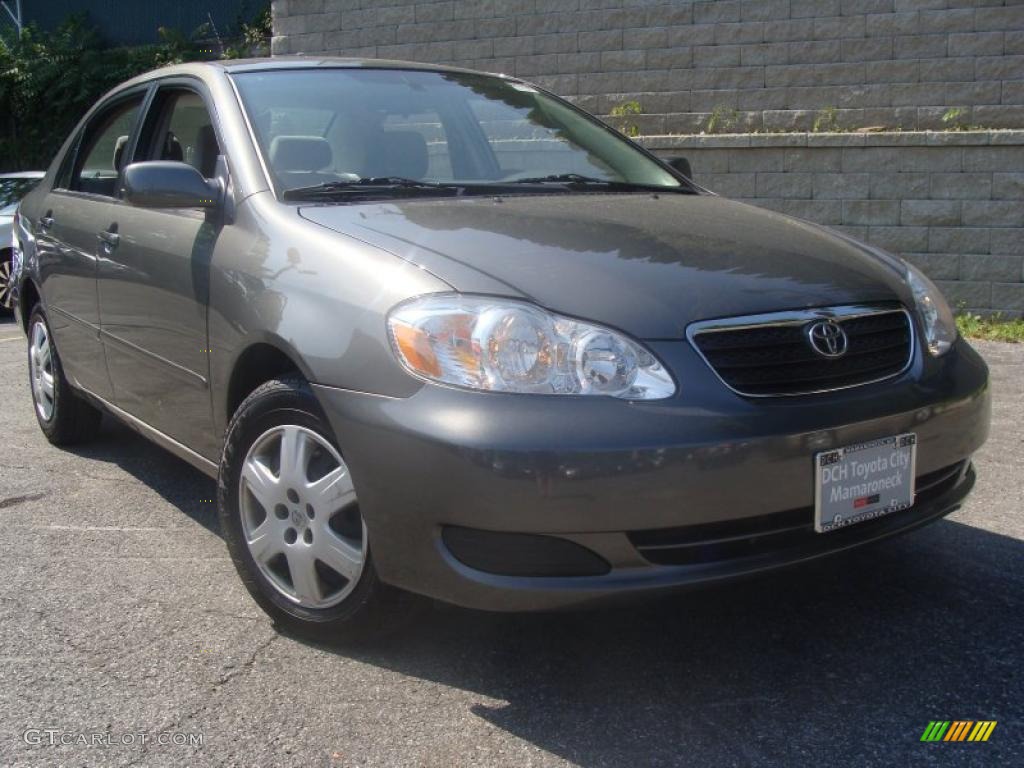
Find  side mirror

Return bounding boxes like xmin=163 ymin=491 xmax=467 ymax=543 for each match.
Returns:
xmin=668 ymin=156 xmax=692 ymax=179
xmin=123 ymin=161 xmax=221 ymax=209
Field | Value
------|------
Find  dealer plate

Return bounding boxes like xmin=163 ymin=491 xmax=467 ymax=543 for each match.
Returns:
xmin=814 ymin=433 xmax=917 ymax=533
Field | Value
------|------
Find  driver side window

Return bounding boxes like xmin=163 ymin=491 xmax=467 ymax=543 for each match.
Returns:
xmin=70 ymin=95 xmax=144 ymax=198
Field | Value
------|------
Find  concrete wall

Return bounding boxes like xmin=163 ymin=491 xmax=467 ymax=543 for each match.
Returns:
xmin=644 ymin=131 xmax=1024 ymax=315
xmin=272 ymin=0 xmax=1024 ymax=132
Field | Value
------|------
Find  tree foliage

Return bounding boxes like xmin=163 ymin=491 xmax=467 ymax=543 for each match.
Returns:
xmin=0 ymin=7 xmax=270 ymax=171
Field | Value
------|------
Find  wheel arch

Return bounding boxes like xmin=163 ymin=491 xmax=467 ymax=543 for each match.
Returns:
xmin=224 ymin=335 xmax=314 ymax=422
xmin=16 ymin=275 xmax=41 ymax=334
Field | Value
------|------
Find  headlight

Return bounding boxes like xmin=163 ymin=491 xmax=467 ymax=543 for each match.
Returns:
xmin=905 ymin=261 xmax=957 ymax=356
xmin=387 ymin=295 xmax=676 ymax=399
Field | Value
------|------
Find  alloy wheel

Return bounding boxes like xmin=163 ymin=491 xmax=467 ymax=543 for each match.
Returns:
xmin=0 ymin=258 xmax=12 ymax=309
xmin=29 ymin=320 xmax=55 ymax=422
xmin=239 ymin=424 xmax=366 ymax=609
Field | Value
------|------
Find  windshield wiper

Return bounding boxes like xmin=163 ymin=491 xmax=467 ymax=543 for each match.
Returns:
xmin=509 ymin=173 xmax=615 ymax=185
xmin=508 ymin=173 xmax=693 ymax=193
xmin=282 ymin=177 xmax=459 ymax=200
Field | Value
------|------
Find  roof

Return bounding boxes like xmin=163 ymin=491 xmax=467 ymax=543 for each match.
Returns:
xmin=127 ymin=56 xmax=508 ymax=83
xmin=214 ymin=56 xmax=501 ymax=76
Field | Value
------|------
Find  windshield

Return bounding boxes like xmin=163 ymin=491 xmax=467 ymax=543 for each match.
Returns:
xmin=0 ymin=177 xmax=40 ymax=210
xmin=231 ymin=68 xmax=683 ymax=200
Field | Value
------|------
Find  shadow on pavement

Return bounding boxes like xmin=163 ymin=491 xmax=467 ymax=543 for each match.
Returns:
xmin=67 ymin=417 xmax=221 ymax=535
xmin=332 ymin=520 xmax=1022 ymax=766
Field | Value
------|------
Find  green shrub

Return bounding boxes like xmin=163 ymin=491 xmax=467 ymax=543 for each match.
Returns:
xmin=812 ymin=106 xmax=839 ymax=133
xmin=0 ymin=7 xmax=270 ymax=171
xmin=609 ymin=99 xmax=643 ymax=138
xmin=704 ymin=105 xmax=739 ymax=134
xmin=940 ymin=107 xmax=975 ymax=131
xmin=225 ymin=5 xmax=272 ymax=59
xmin=956 ymin=311 xmax=1024 ymax=343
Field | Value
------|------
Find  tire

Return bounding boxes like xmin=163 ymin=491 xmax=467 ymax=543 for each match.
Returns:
xmin=0 ymin=251 xmax=14 ymax=317
xmin=218 ymin=375 xmax=420 ymax=642
xmin=27 ymin=305 xmax=102 ymax=445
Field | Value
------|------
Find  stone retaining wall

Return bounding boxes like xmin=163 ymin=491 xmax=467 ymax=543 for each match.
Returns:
xmin=272 ymin=0 xmax=1024 ymax=132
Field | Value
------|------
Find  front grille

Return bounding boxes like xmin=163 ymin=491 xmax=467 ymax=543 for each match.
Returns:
xmin=689 ymin=306 xmax=914 ymax=396
xmin=628 ymin=461 xmax=966 ymax=567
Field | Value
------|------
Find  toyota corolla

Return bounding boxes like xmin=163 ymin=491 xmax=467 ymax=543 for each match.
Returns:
xmin=11 ymin=58 xmax=989 ymax=638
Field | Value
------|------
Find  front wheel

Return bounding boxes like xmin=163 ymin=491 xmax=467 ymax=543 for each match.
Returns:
xmin=218 ymin=376 xmax=419 ymax=641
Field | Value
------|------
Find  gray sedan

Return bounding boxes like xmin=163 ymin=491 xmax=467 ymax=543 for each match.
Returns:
xmin=11 ymin=58 xmax=989 ymax=639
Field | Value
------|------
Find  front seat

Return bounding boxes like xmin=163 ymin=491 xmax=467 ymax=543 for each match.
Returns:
xmin=161 ymin=132 xmax=185 ymax=163
xmin=269 ymin=135 xmax=336 ymax=189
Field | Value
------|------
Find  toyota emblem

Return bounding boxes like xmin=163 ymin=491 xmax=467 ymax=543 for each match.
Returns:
xmin=806 ymin=320 xmax=848 ymax=358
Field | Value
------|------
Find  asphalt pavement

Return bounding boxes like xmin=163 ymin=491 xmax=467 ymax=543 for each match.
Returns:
xmin=0 ymin=314 xmax=1021 ymax=768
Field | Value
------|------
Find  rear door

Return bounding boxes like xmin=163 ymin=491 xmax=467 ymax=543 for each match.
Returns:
xmin=35 ymin=91 xmax=147 ymax=400
xmin=97 ymin=81 xmax=225 ymax=457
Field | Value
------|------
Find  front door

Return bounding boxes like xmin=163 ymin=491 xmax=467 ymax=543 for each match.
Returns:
xmin=98 ymin=86 xmax=225 ymax=459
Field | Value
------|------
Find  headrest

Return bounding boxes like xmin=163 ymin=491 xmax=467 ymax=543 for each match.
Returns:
xmin=163 ymin=133 xmax=184 ymax=163
xmin=113 ymin=135 xmax=130 ymax=172
xmin=269 ymin=135 xmax=332 ymax=173
xmin=195 ymin=124 xmax=220 ymax=178
xmin=368 ymin=130 xmax=428 ymax=180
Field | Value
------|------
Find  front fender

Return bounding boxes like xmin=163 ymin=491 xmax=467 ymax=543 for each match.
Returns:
xmin=207 ymin=193 xmax=443 ymax=434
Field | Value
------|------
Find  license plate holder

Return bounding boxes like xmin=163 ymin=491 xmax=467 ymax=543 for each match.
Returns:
xmin=815 ymin=433 xmax=917 ymax=533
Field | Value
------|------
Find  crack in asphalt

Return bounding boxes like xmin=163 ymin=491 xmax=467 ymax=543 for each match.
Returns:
xmin=0 ymin=594 xmax=95 ymax=658
xmin=116 ymin=632 xmax=280 ymax=768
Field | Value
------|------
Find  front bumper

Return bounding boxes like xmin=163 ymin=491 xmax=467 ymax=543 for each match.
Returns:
xmin=313 ymin=337 xmax=990 ymax=611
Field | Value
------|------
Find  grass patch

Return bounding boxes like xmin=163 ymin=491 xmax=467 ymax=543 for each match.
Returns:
xmin=956 ymin=312 xmax=1024 ymax=343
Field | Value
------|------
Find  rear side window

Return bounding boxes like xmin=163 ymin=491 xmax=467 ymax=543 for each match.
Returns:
xmin=137 ymin=89 xmax=222 ymax=178
xmin=70 ymin=95 xmax=144 ymax=198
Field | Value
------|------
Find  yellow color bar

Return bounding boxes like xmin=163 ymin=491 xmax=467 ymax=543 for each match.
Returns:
xmin=963 ymin=720 xmax=997 ymax=742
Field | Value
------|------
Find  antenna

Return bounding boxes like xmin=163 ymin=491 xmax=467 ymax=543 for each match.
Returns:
xmin=0 ymin=0 xmax=22 ymax=50
xmin=0 ymin=0 xmax=21 ymax=33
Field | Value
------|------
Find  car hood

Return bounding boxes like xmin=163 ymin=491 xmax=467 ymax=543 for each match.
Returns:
xmin=299 ymin=193 xmax=909 ymax=339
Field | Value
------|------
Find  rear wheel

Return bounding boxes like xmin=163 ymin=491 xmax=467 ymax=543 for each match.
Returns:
xmin=27 ymin=305 xmax=102 ymax=445
xmin=218 ymin=376 xmax=419 ymax=641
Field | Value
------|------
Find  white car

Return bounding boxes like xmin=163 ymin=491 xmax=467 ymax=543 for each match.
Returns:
xmin=1 ymin=171 xmax=45 ymax=314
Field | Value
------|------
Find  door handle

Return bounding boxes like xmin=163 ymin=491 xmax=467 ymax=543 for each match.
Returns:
xmin=39 ymin=214 xmax=54 ymax=230
xmin=98 ymin=230 xmax=120 ymax=251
